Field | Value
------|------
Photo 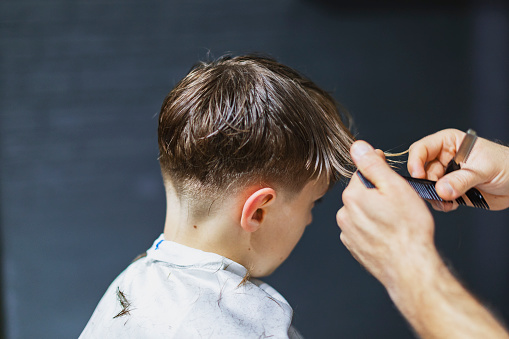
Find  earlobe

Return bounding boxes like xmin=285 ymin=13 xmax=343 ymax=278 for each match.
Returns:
xmin=240 ymin=188 xmax=276 ymax=233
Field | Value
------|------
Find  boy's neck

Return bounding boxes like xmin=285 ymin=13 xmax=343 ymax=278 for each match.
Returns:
xmin=162 ymin=189 xmax=251 ymax=268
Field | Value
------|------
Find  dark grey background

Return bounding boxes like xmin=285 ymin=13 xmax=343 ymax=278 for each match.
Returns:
xmin=1 ymin=1 xmax=508 ymax=338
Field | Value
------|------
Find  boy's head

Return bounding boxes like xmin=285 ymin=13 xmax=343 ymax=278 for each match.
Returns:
xmin=158 ymin=55 xmax=355 ymax=218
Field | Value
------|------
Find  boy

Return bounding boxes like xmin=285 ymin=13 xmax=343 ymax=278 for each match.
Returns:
xmin=80 ymin=55 xmax=355 ymax=338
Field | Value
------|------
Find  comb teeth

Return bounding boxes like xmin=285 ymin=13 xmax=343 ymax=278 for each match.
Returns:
xmin=356 ymin=171 xmax=489 ymax=210
xmin=456 ymin=196 xmax=467 ymax=206
xmin=403 ymin=177 xmax=465 ymax=206
xmin=406 ymin=178 xmax=444 ymax=201
xmin=465 ymin=188 xmax=490 ymax=209
xmin=403 ymin=176 xmax=489 ymax=209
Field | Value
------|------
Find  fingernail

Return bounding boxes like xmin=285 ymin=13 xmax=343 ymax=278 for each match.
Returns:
xmin=352 ymin=142 xmax=372 ymax=158
xmin=409 ymin=167 xmax=419 ymax=178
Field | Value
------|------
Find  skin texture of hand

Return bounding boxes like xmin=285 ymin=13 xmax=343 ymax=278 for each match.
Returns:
xmin=408 ymin=128 xmax=509 ymax=211
xmin=337 ymin=140 xmax=509 ymax=339
xmin=337 ymin=141 xmax=436 ymax=288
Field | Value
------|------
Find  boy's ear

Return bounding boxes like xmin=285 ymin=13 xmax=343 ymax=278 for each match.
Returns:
xmin=240 ymin=188 xmax=276 ymax=233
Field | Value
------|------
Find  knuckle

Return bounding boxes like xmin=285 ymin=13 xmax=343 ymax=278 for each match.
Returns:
xmin=339 ymin=232 xmax=349 ymax=246
xmin=341 ymin=186 xmax=356 ymax=204
xmin=408 ymin=141 xmax=419 ymax=153
xmin=362 ymin=153 xmax=382 ymax=170
xmin=452 ymin=173 xmax=469 ymax=190
xmin=336 ymin=208 xmax=352 ymax=233
xmin=336 ymin=209 xmax=343 ymax=223
xmin=336 ymin=208 xmax=346 ymax=226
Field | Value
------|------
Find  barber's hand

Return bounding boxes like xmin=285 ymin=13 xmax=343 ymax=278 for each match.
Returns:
xmin=408 ymin=128 xmax=509 ymax=211
xmin=337 ymin=141 xmax=439 ymax=289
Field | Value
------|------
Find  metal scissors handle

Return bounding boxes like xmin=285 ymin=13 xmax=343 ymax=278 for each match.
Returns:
xmin=356 ymin=129 xmax=489 ymax=209
xmin=445 ymin=129 xmax=478 ymax=174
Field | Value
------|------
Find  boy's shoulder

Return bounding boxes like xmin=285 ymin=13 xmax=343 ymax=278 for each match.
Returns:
xmin=80 ymin=237 xmax=299 ymax=338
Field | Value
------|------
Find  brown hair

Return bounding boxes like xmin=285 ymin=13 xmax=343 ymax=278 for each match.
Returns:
xmin=158 ymin=55 xmax=355 ymax=211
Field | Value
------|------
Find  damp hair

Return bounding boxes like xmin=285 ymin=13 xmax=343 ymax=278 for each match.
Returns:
xmin=158 ymin=54 xmax=356 ymax=212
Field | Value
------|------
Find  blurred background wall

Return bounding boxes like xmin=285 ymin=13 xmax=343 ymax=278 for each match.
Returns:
xmin=1 ymin=1 xmax=508 ymax=338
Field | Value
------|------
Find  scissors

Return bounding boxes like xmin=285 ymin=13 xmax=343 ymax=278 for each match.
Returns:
xmin=357 ymin=129 xmax=489 ymax=210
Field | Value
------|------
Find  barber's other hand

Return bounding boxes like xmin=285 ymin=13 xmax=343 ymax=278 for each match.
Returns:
xmin=337 ymin=141 xmax=440 ymax=289
xmin=408 ymin=129 xmax=509 ymax=211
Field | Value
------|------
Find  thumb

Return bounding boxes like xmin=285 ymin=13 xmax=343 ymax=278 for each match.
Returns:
xmin=351 ymin=140 xmax=400 ymax=190
xmin=436 ymin=170 xmax=484 ymax=201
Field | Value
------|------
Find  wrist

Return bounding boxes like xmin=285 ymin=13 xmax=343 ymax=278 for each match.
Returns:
xmin=383 ymin=246 xmax=509 ymax=339
xmin=383 ymin=244 xmax=445 ymax=312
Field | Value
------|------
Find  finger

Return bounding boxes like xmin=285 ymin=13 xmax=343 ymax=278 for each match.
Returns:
xmin=336 ymin=207 xmax=347 ymax=231
xmin=339 ymin=232 xmax=362 ymax=265
xmin=337 ymin=209 xmax=354 ymax=250
xmin=339 ymin=231 xmax=349 ymax=248
xmin=408 ymin=129 xmax=462 ymax=178
xmin=424 ymin=159 xmax=446 ymax=181
xmin=408 ymin=134 xmax=444 ymax=178
xmin=375 ymin=149 xmax=386 ymax=160
xmin=350 ymin=141 xmax=403 ymax=190
xmin=340 ymin=235 xmax=372 ymax=276
xmin=428 ymin=200 xmax=456 ymax=212
xmin=428 ymin=200 xmax=442 ymax=211
xmin=436 ymin=169 xmax=486 ymax=201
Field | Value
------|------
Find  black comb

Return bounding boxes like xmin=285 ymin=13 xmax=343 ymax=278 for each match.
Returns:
xmin=356 ymin=129 xmax=490 ymax=210
xmin=357 ymin=171 xmax=489 ymax=209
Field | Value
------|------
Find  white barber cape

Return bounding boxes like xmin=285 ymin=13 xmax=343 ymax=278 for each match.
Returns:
xmin=80 ymin=234 xmax=303 ymax=338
